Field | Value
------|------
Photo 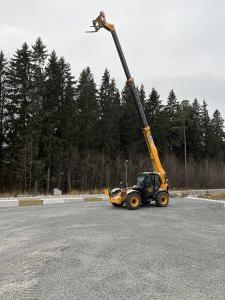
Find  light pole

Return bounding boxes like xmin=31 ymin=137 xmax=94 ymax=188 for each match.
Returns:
xmin=125 ymin=160 xmax=128 ymax=188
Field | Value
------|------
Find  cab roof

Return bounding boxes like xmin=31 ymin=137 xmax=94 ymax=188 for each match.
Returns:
xmin=138 ymin=171 xmax=159 ymax=175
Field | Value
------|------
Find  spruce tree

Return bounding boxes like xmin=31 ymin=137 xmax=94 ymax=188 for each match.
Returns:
xmin=98 ymin=69 xmax=120 ymax=156
xmin=30 ymin=38 xmax=48 ymax=191
xmin=165 ymin=89 xmax=179 ymax=152
xmin=0 ymin=51 xmax=8 ymax=190
xmin=119 ymin=83 xmax=142 ymax=153
xmin=42 ymin=50 xmax=62 ymax=192
xmin=59 ymin=61 xmax=77 ymax=192
xmin=189 ymin=99 xmax=203 ymax=160
xmin=165 ymin=89 xmax=179 ymax=120
xmin=43 ymin=53 xmax=77 ymax=192
xmin=6 ymin=43 xmax=32 ymax=191
xmin=173 ymin=100 xmax=192 ymax=186
xmin=76 ymin=67 xmax=99 ymax=151
xmin=210 ymin=109 xmax=224 ymax=158
xmin=200 ymin=100 xmax=211 ymax=157
xmin=76 ymin=67 xmax=99 ymax=190
xmin=144 ymin=88 xmax=165 ymax=151
xmin=0 ymin=52 xmax=7 ymax=159
xmin=199 ymin=100 xmax=211 ymax=186
xmin=138 ymin=84 xmax=146 ymax=106
xmin=145 ymin=88 xmax=162 ymax=125
xmin=211 ymin=109 xmax=224 ymax=140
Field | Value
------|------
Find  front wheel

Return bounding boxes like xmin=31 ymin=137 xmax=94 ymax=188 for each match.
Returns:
xmin=155 ymin=191 xmax=169 ymax=207
xmin=125 ymin=193 xmax=141 ymax=210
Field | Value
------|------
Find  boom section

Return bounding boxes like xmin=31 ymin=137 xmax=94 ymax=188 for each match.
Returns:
xmin=89 ymin=12 xmax=167 ymax=189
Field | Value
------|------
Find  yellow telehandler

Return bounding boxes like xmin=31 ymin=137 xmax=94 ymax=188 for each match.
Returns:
xmin=87 ymin=12 xmax=169 ymax=209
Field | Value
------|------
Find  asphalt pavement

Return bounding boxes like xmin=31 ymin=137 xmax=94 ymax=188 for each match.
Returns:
xmin=0 ymin=198 xmax=225 ymax=299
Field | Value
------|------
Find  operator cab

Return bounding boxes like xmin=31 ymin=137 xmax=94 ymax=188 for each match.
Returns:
xmin=133 ymin=172 xmax=161 ymax=202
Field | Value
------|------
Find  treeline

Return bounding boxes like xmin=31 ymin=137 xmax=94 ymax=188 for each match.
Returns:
xmin=0 ymin=38 xmax=225 ymax=193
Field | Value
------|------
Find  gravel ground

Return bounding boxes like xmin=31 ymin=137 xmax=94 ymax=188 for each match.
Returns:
xmin=0 ymin=198 xmax=225 ymax=299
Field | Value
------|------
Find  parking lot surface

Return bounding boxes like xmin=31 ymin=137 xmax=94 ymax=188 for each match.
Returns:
xmin=0 ymin=198 xmax=225 ymax=299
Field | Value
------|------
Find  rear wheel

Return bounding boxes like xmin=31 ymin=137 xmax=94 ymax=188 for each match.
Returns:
xmin=125 ymin=193 xmax=141 ymax=210
xmin=155 ymin=191 xmax=169 ymax=207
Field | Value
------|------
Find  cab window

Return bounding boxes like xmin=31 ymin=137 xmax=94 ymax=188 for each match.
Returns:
xmin=154 ymin=175 xmax=161 ymax=190
xmin=145 ymin=175 xmax=153 ymax=187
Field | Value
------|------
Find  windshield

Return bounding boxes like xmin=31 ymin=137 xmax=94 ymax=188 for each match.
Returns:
xmin=136 ymin=174 xmax=146 ymax=186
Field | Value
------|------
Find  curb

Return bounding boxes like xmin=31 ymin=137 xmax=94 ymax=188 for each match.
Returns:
xmin=1 ymin=189 xmax=225 ymax=209
xmin=0 ymin=196 xmax=106 ymax=209
xmin=185 ymin=196 xmax=225 ymax=205
xmin=19 ymin=199 xmax=43 ymax=206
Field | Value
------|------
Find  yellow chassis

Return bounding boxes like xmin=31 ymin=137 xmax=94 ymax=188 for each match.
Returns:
xmin=104 ymin=189 xmax=126 ymax=205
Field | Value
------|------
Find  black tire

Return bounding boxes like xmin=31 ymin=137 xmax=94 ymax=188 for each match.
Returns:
xmin=155 ymin=191 xmax=169 ymax=207
xmin=125 ymin=192 xmax=141 ymax=210
xmin=112 ymin=202 xmax=124 ymax=207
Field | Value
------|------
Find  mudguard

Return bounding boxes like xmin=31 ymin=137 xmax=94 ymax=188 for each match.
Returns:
xmin=126 ymin=189 xmax=141 ymax=196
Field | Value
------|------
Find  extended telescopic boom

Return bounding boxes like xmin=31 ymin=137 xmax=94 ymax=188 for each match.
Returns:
xmin=88 ymin=12 xmax=168 ymax=190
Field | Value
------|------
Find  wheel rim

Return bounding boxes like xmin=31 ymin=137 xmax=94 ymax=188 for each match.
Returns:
xmin=131 ymin=196 xmax=139 ymax=208
xmin=161 ymin=195 xmax=168 ymax=205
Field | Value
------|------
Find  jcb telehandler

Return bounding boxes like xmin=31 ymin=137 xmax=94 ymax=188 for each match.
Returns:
xmin=87 ymin=12 xmax=169 ymax=209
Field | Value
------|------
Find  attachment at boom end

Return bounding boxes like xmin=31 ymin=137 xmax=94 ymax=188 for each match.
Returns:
xmin=85 ymin=11 xmax=114 ymax=33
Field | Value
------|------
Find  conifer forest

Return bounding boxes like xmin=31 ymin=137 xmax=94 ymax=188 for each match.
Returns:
xmin=0 ymin=38 xmax=224 ymax=193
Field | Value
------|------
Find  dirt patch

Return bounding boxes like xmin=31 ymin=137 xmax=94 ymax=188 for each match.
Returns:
xmin=197 ymin=192 xmax=225 ymax=200
xmin=169 ymin=191 xmax=190 ymax=198
xmin=83 ymin=197 xmax=103 ymax=202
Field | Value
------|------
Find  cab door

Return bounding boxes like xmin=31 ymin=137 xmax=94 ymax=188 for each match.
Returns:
xmin=154 ymin=174 xmax=161 ymax=192
xmin=144 ymin=174 xmax=155 ymax=198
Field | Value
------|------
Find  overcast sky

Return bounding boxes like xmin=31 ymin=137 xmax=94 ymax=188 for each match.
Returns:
xmin=1 ymin=0 xmax=225 ymax=116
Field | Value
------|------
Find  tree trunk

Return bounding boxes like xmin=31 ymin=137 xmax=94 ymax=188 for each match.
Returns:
xmin=67 ymin=167 xmax=71 ymax=193
xmin=29 ymin=137 xmax=32 ymax=191
xmin=85 ymin=150 xmax=90 ymax=191
xmin=24 ymin=136 xmax=27 ymax=192
xmin=183 ymin=125 xmax=187 ymax=188
xmin=46 ymin=165 xmax=50 ymax=194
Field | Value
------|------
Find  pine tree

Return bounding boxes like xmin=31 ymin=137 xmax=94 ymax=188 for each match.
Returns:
xmin=31 ymin=37 xmax=47 ymax=111
xmin=165 ymin=89 xmax=179 ymax=120
xmin=210 ymin=109 xmax=224 ymax=158
xmin=211 ymin=109 xmax=224 ymax=139
xmin=42 ymin=50 xmax=62 ymax=192
xmin=200 ymin=100 xmax=211 ymax=157
xmin=145 ymin=88 xmax=162 ymax=125
xmin=189 ymin=99 xmax=203 ymax=160
xmin=98 ymin=69 xmax=120 ymax=156
xmin=199 ymin=100 xmax=212 ymax=187
xmin=58 ymin=61 xmax=77 ymax=192
xmin=30 ymin=38 xmax=48 ymax=191
xmin=76 ymin=67 xmax=99 ymax=151
xmin=0 ymin=52 xmax=7 ymax=158
xmin=5 ymin=43 xmax=32 ymax=191
xmin=98 ymin=69 xmax=121 ymax=186
xmin=173 ymin=100 xmax=193 ymax=186
xmin=138 ymin=84 xmax=146 ymax=106
xmin=76 ymin=67 xmax=99 ymax=190
xmin=119 ymin=83 xmax=142 ymax=153
xmin=144 ymin=88 xmax=165 ymax=151
xmin=42 ymin=53 xmax=77 ymax=192
xmin=165 ymin=89 xmax=179 ymax=152
xmin=0 ymin=51 xmax=8 ymax=190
